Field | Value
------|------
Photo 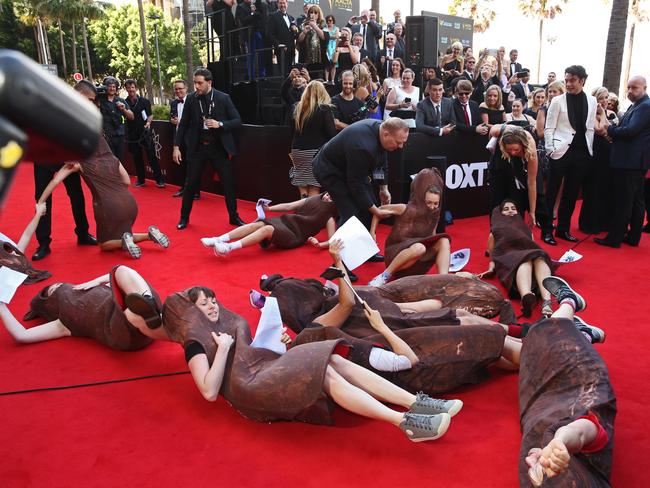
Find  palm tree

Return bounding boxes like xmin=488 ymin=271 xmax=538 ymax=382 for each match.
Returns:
xmin=79 ymin=0 xmax=103 ymax=81
xmin=182 ymin=0 xmax=193 ymax=85
xmin=13 ymin=0 xmax=52 ymax=64
xmin=448 ymin=0 xmax=497 ymax=33
xmin=517 ymin=0 xmax=568 ymax=83
xmin=137 ymin=0 xmax=154 ymax=101
xmin=623 ymin=0 xmax=648 ymax=90
xmin=43 ymin=0 xmax=77 ymax=78
xmin=602 ymin=0 xmax=630 ymax=91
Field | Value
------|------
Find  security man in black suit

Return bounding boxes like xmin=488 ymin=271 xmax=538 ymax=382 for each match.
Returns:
xmin=266 ymin=0 xmax=299 ymax=76
xmin=173 ymin=67 xmax=243 ymax=229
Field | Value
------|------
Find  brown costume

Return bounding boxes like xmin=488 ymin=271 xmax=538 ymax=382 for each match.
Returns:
xmin=261 ymin=273 xmax=516 ymax=335
xmin=261 ymin=194 xmax=337 ymax=249
xmin=384 ymin=168 xmax=450 ymax=277
xmin=23 ymin=265 xmax=155 ymax=351
xmin=490 ymin=207 xmax=557 ymax=297
xmin=80 ymin=138 xmax=138 ymax=243
xmin=162 ymin=291 xmax=343 ymax=425
xmin=0 ymin=240 xmax=51 ymax=284
xmin=293 ymin=323 xmax=506 ymax=394
xmin=519 ymin=319 xmax=616 ymax=487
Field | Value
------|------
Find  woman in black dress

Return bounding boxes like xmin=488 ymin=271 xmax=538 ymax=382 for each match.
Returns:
xmin=479 ymin=84 xmax=506 ymax=128
xmin=439 ymin=42 xmax=464 ymax=95
xmin=331 ymin=27 xmax=359 ymax=82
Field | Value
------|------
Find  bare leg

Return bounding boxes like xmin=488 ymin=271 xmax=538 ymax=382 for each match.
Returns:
xmin=99 ymin=240 xmax=122 ymax=251
xmin=132 ymin=233 xmax=150 ymax=243
xmin=328 ymin=354 xmax=416 ymax=408
xmin=298 ymin=186 xmax=308 ymax=198
xmin=434 ymin=238 xmax=451 ymax=274
xmin=551 ymin=302 xmax=574 ymax=320
xmin=396 ymin=298 xmax=443 ymax=314
xmin=307 ymin=186 xmax=321 ymax=197
xmin=456 ymin=309 xmax=509 ymax=333
xmin=501 ymin=336 xmax=522 ymax=365
xmin=238 ymin=225 xmax=274 ymax=247
xmin=532 ymin=258 xmax=552 ymax=300
xmin=323 ymin=365 xmax=405 ymax=426
xmin=385 ymin=243 xmax=426 ymax=275
xmin=516 ymin=261 xmax=533 ymax=297
xmin=224 ymin=221 xmax=265 ymax=241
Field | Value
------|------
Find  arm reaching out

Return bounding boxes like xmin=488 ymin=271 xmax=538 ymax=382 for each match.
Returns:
xmin=0 ymin=303 xmax=71 ymax=343
xmin=187 ymin=332 xmax=234 ymax=402
xmin=37 ymin=163 xmax=81 ymax=205
xmin=73 ymin=273 xmax=111 ymax=290
xmin=363 ymin=303 xmax=419 ymax=366
xmin=313 ymin=239 xmax=355 ymax=328
xmin=16 ymin=203 xmax=47 ymax=253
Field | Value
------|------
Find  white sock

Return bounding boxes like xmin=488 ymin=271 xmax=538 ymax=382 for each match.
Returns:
xmin=229 ymin=240 xmax=243 ymax=251
xmin=218 ymin=233 xmax=231 ymax=242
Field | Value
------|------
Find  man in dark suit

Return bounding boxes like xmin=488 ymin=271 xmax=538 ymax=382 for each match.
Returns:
xmin=351 ymin=33 xmax=371 ymax=62
xmin=173 ymin=68 xmax=243 ymax=229
xmin=266 ymin=0 xmax=298 ymax=75
xmin=170 ymin=79 xmax=198 ymax=200
xmin=415 ymin=78 xmax=456 ymax=137
xmin=206 ymin=0 xmax=239 ymax=59
xmin=511 ymin=69 xmax=533 ymax=104
xmin=454 ymin=80 xmax=489 ymax=136
xmin=376 ymin=33 xmax=404 ymax=80
xmin=347 ymin=10 xmax=382 ymax=59
xmin=595 ymin=76 xmax=650 ymax=248
xmin=508 ymin=49 xmax=522 ymax=78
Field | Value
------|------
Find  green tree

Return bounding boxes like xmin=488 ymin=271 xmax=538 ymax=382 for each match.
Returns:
xmin=0 ymin=0 xmax=38 ymax=60
xmin=518 ymin=0 xmax=568 ymax=83
xmin=182 ymin=0 xmax=194 ymax=85
xmin=448 ymin=0 xmax=497 ymax=33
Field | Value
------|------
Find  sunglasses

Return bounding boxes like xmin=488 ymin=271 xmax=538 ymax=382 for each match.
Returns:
xmin=457 ymin=92 xmax=471 ymax=96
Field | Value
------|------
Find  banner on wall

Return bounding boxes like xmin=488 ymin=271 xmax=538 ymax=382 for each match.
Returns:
xmin=421 ymin=11 xmax=473 ymax=54
xmin=287 ymin=0 xmax=357 ymax=20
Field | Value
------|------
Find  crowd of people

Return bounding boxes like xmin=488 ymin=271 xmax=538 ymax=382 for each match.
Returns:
xmin=3 ymin=6 xmax=650 ymax=485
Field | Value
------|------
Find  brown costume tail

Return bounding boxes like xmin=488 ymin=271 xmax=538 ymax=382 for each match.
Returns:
xmin=499 ymin=299 xmax=517 ymax=325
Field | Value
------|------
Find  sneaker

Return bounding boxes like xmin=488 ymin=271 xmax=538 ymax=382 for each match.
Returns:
xmin=574 ymin=316 xmax=606 ymax=344
xmin=409 ymin=392 xmax=463 ymax=417
xmin=249 ymin=290 xmax=266 ymax=309
xmin=201 ymin=236 xmax=221 ymax=248
xmin=542 ymin=276 xmax=586 ymax=312
xmin=122 ymin=232 xmax=142 ymax=259
xmin=368 ymin=273 xmax=388 ymax=287
xmin=213 ymin=241 xmax=231 ymax=257
xmin=399 ymin=412 xmax=451 ymax=442
xmin=148 ymin=226 xmax=170 ymax=248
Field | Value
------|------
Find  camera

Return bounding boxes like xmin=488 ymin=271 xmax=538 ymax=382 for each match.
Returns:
xmin=349 ymin=95 xmax=379 ymax=123
xmin=95 ymin=84 xmax=108 ymax=101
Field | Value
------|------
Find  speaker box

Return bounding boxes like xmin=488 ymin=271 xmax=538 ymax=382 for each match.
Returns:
xmin=405 ymin=16 xmax=439 ymax=68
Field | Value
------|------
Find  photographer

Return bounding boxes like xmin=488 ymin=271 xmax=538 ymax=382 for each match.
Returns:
xmin=124 ymin=79 xmax=165 ymax=188
xmin=346 ymin=10 xmax=381 ymax=59
xmin=331 ymin=70 xmax=365 ymax=131
xmin=280 ymin=65 xmax=310 ymax=124
xmin=331 ymin=28 xmax=359 ymax=81
xmin=99 ymin=76 xmax=133 ymax=160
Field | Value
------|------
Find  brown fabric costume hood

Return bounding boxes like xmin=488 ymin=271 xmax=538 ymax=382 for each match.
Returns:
xmin=1 ymin=241 xmax=51 ymax=285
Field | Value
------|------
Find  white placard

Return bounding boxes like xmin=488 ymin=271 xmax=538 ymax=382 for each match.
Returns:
xmin=449 ymin=248 xmax=471 ymax=273
xmin=0 ymin=232 xmax=18 ymax=248
xmin=0 ymin=266 xmax=28 ymax=304
xmin=250 ymin=296 xmax=286 ymax=355
xmin=255 ymin=198 xmax=272 ymax=221
xmin=555 ymin=249 xmax=583 ymax=264
xmin=330 ymin=216 xmax=380 ymax=270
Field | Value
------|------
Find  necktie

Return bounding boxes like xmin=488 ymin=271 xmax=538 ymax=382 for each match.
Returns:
xmin=463 ymin=104 xmax=470 ymax=125
xmin=434 ymin=104 xmax=440 ymax=126
xmin=388 ymin=48 xmax=393 ymax=58
xmin=177 ymin=98 xmax=184 ymax=103
xmin=361 ymin=24 xmax=366 ymax=49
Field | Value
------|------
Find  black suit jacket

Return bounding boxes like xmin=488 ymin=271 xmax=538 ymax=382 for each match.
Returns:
xmin=348 ymin=21 xmax=382 ymax=58
xmin=471 ymin=76 xmax=501 ymax=104
xmin=608 ymin=95 xmax=650 ymax=170
xmin=376 ymin=46 xmax=405 ymax=78
xmin=508 ymin=61 xmax=523 ymax=76
xmin=266 ymin=10 xmax=297 ymax=54
xmin=415 ymin=97 xmax=456 ymax=136
xmin=175 ymin=88 xmax=242 ymax=158
xmin=511 ymin=82 xmax=533 ymax=103
xmin=169 ymin=97 xmax=187 ymax=148
xmin=452 ymin=98 xmax=482 ymax=134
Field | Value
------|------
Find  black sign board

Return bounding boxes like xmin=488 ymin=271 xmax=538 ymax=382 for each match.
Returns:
xmin=422 ymin=11 xmax=473 ymax=55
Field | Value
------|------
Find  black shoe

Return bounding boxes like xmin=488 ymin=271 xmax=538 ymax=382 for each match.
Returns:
xmin=133 ymin=180 xmax=145 ymax=188
xmin=367 ymin=253 xmax=384 ymax=262
xmin=77 ymin=233 xmax=98 ymax=246
xmin=31 ymin=245 xmax=51 ymax=261
xmin=156 ymin=180 xmax=166 ymax=188
xmin=593 ymin=237 xmax=620 ymax=248
xmin=172 ymin=188 xmax=184 ymax=198
xmin=125 ymin=293 xmax=162 ymax=329
xmin=177 ymin=218 xmax=189 ymax=230
xmin=555 ymin=231 xmax=579 ymax=243
xmin=542 ymin=232 xmax=557 ymax=246
xmin=193 ymin=193 xmax=200 ymax=200
xmin=643 ymin=224 xmax=650 ymax=233
xmin=229 ymin=215 xmax=246 ymax=226
xmin=622 ymin=235 xmax=639 ymax=247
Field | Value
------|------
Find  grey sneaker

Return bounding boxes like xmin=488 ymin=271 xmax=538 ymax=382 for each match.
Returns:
xmin=542 ymin=276 xmax=586 ymax=312
xmin=409 ymin=392 xmax=463 ymax=417
xmin=148 ymin=226 xmax=170 ymax=248
xmin=400 ymin=412 xmax=451 ymax=442
xmin=574 ymin=316 xmax=606 ymax=344
xmin=122 ymin=232 xmax=142 ymax=259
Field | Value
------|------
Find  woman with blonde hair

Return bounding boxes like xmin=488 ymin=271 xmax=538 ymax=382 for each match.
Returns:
xmin=525 ymin=88 xmax=546 ymax=120
xmin=352 ymin=63 xmax=381 ymax=120
xmin=479 ymin=84 xmax=506 ymax=127
xmin=440 ymin=41 xmax=464 ymax=95
xmin=536 ymin=80 xmax=565 ymax=138
xmin=290 ymin=80 xmax=337 ymax=197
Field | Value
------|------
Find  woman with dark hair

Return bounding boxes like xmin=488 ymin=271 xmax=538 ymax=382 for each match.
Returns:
xmin=323 ymin=15 xmax=338 ymax=82
xmin=506 ymin=99 xmax=536 ymax=127
xmin=331 ymin=27 xmax=358 ymax=80
xmin=368 ymin=168 xmax=451 ymax=286
xmin=481 ymin=199 xmax=556 ymax=317
xmin=382 ymin=57 xmax=405 ymax=98
xmin=0 ymin=265 xmax=169 ymax=348
xmin=161 ymin=241 xmax=456 ymax=442
xmin=296 ymin=5 xmax=329 ymax=77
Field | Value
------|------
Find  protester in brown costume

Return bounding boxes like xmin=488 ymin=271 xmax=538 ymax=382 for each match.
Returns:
xmin=482 ymin=200 xmax=557 ymax=318
xmin=200 ymin=193 xmax=337 ymax=257
xmin=0 ymin=202 xmax=50 ymax=284
xmin=0 ymin=265 xmax=169 ymax=348
xmin=368 ymin=168 xmax=451 ymax=286
xmin=260 ymin=272 xmax=517 ymax=337
xmin=521 ymin=277 xmax=614 ymax=487
xmin=161 ymin=251 xmax=461 ymax=442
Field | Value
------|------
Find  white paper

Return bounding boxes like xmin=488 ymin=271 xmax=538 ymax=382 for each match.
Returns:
xmin=330 ymin=216 xmax=380 ymax=270
xmin=0 ymin=266 xmax=28 ymax=304
xmin=449 ymin=248 xmax=471 ymax=273
xmin=256 ymin=198 xmax=272 ymax=221
xmin=141 ymin=109 xmax=148 ymax=122
xmin=555 ymin=249 xmax=583 ymax=264
xmin=0 ymin=232 xmax=18 ymax=248
xmin=250 ymin=296 xmax=286 ymax=355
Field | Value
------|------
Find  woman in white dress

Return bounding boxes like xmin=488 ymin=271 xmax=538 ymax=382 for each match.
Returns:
xmin=383 ymin=68 xmax=419 ymax=128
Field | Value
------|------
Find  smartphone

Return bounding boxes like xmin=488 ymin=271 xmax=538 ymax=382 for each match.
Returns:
xmin=404 ymin=97 xmax=411 ymax=103
xmin=320 ymin=266 xmax=344 ymax=280
xmin=515 ymin=71 xmax=528 ymax=78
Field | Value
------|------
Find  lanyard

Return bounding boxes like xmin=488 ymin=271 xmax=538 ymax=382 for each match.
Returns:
xmin=198 ymin=90 xmax=214 ymax=118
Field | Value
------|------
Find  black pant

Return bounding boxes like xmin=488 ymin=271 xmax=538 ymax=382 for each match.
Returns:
xmin=33 ymin=163 xmax=90 ymax=247
xmin=645 ymin=177 xmax=650 ymax=224
xmin=607 ymin=168 xmax=646 ymax=245
xmin=181 ymin=143 xmax=238 ymax=220
xmin=318 ymin=174 xmax=372 ymax=228
xmin=127 ymin=135 xmax=163 ymax=184
xmin=105 ymin=133 xmax=125 ymax=161
xmin=546 ymin=148 xmax=591 ymax=233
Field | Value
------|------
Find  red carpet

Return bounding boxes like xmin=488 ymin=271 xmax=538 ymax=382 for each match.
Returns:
xmin=0 ymin=163 xmax=647 ymax=487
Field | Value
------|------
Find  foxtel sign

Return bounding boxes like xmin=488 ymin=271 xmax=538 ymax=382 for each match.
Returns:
xmin=445 ymin=162 xmax=489 ymax=189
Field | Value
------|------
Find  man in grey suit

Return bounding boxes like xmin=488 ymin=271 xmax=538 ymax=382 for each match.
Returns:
xmin=415 ymin=78 xmax=456 ymax=137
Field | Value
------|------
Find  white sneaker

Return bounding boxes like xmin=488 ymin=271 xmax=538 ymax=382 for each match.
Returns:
xmin=368 ymin=273 xmax=387 ymax=287
xmin=201 ymin=236 xmax=221 ymax=248
xmin=213 ymin=241 xmax=231 ymax=257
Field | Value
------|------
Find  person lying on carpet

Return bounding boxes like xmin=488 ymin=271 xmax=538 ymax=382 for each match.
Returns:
xmin=520 ymin=276 xmax=613 ymax=487
xmin=36 ymin=80 xmax=170 ymax=260
xmin=479 ymin=199 xmax=557 ymax=318
xmin=200 ymin=192 xmax=337 ymax=257
xmin=0 ymin=202 xmax=51 ymax=284
xmin=161 ymin=241 xmax=457 ymax=443
xmin=0 ymin=265 xmax=170 ymax=349
xmin=367 ymin=168 xmax=451 ymax=287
